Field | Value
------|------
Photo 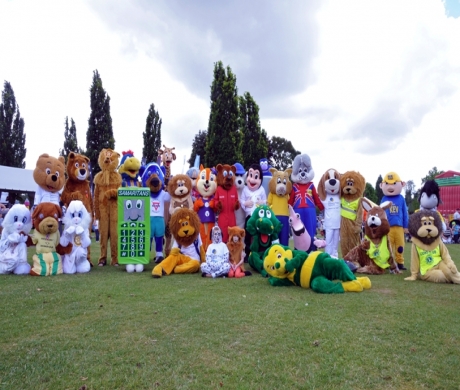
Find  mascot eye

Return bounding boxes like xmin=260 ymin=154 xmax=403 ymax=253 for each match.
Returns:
xmin=254 ymin=174 xmax=259 ymax=180
xmin=82 ymin=163 xmax=86 ymax=168
xmin=228 ymin=171 xmax=233 ymax=178
xmin=210 ymin=176 xmax=215 ymax=181
xmin=283 ymin=179 xmax=287 ymax=185
xmin=136 ymin=200 xmax=143 ymax=209
xmin=201 ymin=174 xmax=205 ymax=180
xmin=270 ymin=266 xmax=275 ymax=271
xmin=277 ymin=178 xmax=281 ymax=184
xmin=14 ymin=216 xmax=18 ymax=222
xmin=223 ymin=171 xmax=228 ymax=177
xmin=75 ymin=163 xmax=79 ymax=168
xmin=296 ymin=213 xmax=301 ymax=220
xmin=347 ymin=181 xmax=353 ymax=186
xmin=78 ymin=212 xmax=83 ymax=218
xmin=55 ymin=171 xmax=60 ymax=177
xmin=22 ymin=217 xmax=27 ymax=224
xmin=182 ymin=221 xmax=189 ymax=227
xmin=277 ymin=253 xmax=282 ymax=259
xmin=45 ymin=168 xmax=51 ymax=174
xmin=266 ymin=210 xmax=272 ymax=219
xmin=258 ymin=209 xmax=265 ymax=218
xmin=126 ymin=200 xmax=132 ymax=209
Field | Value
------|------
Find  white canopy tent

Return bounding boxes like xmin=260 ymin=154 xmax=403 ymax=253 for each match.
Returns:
xmin=0 ymin=165 xmax=36 ymax=193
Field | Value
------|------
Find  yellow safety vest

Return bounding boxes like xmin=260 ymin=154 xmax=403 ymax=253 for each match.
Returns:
xmin=365 ymin=235 xmax=390 ymax=269
xmin=341 ymin=198 xmax=360 ymax=221
xmin=416 ymin=246 xmax=442 ymax=275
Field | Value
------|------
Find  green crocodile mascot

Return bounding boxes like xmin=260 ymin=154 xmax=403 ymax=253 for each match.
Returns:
xmin=246 ymin=205 xmax=282 ymax=276
xmin=263 ymin=244 xmax=372 ymax=293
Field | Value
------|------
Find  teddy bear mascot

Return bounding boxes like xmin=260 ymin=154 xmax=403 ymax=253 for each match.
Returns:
xmin=0 ymin=204 xmax=32 ymax=274
xmin=339 ymin=171 xmax=366 ymax=258
xmin=214 ymin=164 xmax=240 ymax=243
xmin=288 ymin=154 xmax=324 ymax=252
xmin=142 ymin=162 xmax=170 ymax=264
xmin=33 ymin=153 xmax=66 ymax=207
xmin=193 ymin=164 xmax=218 ymax=251
xmin=60 ymin=152 xmax=94 ymax=264
xmin=241 ymin=163 xmax=267 ymax=259
xmin=227 ymin=226 xmax=250 ymax=277
xmin=152 ymin=208 xmax=204 ymax=278
xmin=344 ymin=198 xmax=401 ymax=275
xmin=317 ymin=168 xmax=342 ymax=257
xmin=233 ymin=162 xmax=247 ymax=229
xmin=93 ymin=148 xmax=122 ymax=266
xmin=380 ymin=172 xmax=409 ymax=271
xmin=246 ymin=204 xmax=282 ymax=275
xmin=59 ymin=200 xmax=92 ymax=274
xmin=118 ymin=150 xmax=141 ymax=187
xmin=263 ymin=244 xmax=372 ymax=293
xmin=201 ymin=225 xmax=231 ymax=278
xmin=267 ymin=167 xmax=292 ymax=246
xmin=417 ymin=180 xmax=446 ymax=231
xmin=168 ymin=174 xmax=194 ymax=215
xmin=404 ymin=210 xmax=460 ymax=284
xmin=30 ymin=202 xmax=71 ymax=276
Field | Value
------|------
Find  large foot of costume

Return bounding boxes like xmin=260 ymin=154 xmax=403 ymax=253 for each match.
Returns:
xmin=356 ymin=276 xmax=371 ymax=290
xmin=98 ymin=259 xmax=107 ymax=267
xmin=152 ymin=265 xmax=167 ymax=278
xmin=341 ymin=280 xmax=364 ymax=292
xmin=398 ymin=264 xmax=407 ymax=271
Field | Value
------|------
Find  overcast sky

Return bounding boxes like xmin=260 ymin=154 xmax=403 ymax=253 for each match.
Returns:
xmin=1 ymin=0 xmax=460 ymax=190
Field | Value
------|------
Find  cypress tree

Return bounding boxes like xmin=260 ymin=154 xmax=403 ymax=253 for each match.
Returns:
xmin=239 ymin=92 xmax=267 ymax=167
xmin=0 ymin=81 xmax=26 ymax=168
xmin=187 ymin=130 xmax=207 ymax=167
xmin=205 ymin=61 xmax=242 ymax=167
xmin=86 ymin=70 xmax=114 ymax=181
xmin=375 ymin=175 xmax=384 ymax=204
xmin=60 ymin=117 xmax=81 ymax=161
xmin=142 ymin=103 xmax=162 ymax=164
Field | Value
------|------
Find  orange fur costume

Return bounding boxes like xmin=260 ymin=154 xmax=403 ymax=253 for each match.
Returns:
xmin=227 ymin=226 xmax=247 ymax=278
xmin=339 ymin=171 xmax=365 ymax=258
xmin=93 ymin=149 xmax=122 ymax=266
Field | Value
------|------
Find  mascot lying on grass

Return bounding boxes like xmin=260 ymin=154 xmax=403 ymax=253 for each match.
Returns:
xmin=59 ymin=200 xmax=92 ymax=274
xmin=152 ymin=208 xmax=204 ymax=278
xmin=263 ymin=244 xmax=371 ymax=293
xmin=404 ymin=210 xmax=460 ymax=284
xmin=0 ymin=204 xmax=32 ymax=275
xmin=246 ymin=204 xmax=282 ymax=276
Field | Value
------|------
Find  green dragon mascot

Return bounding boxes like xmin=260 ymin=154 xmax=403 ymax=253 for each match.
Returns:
xmin=246 ymin=205 xmax=282 ymax=276
xmin=263 ymin=244 xmax=372 ymax=293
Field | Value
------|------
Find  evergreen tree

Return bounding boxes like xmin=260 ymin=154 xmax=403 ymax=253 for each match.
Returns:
xmin=421 ymin=167 xmax=444 ymax=184
xmin=0 ymin=81 xmax=26 ymax=168
xmin=375 ymin=175 xmax=384 ymax=203
xmin=239 ymin=92 xmax=268 ymax=166
xmin=60 ymin=117 xmax=81 ymax=161
xmin=205 ymin=61 xmax=242 ymax=167
xmin=267 ymin=136 xmax=300 ymax=170
xmin=142 ymin=103 xmax=162 ymax=164
xmin=86 ymin=70 xmax=114 ymax=181
xmin=188 ymin=130 xmax=207 ymax=167
xmin=364 ymin=182 xmax=378 ymax=204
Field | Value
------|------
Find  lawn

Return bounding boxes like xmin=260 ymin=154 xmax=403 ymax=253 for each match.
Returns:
xmin=1 ymin=242 xmax=460 ymax=389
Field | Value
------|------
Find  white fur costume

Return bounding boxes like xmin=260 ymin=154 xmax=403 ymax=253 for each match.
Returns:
xmin=0 ymin=205 xmax=32 ymax=275
xmin=59 ymin=200 xmax=92 ymax=274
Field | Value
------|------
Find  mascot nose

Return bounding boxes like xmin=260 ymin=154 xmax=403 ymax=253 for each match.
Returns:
xmin=152 ymin=178 xmax=159 ymax=186
xmin=51 ymin=175 xmax=57 ymax=182
xmin=330 ymin=179 xmax=336 ymax=186
xmin=79 ymin=168 xmax=86 ymax=176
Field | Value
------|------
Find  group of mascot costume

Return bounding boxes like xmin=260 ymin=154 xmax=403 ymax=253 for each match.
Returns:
xmin=344 ymin=198 xmax=401 ymax=275
xmin=288 ymin=154 xmax=324 ymax=252
xmin=380 ymin=172 xmax=409 ymax=270
xmin=142 ymin=162 xmax=170 ymax=264
xmin=267 ymin=168 xmax=292 ymax=246
xmin=93 ymin=148 xmax=122 ymax=266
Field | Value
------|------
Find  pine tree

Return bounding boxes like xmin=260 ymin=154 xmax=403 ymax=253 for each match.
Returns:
xmin=187 ymin=130 xmax=207 ymax=167
xmin=239 ymin=92 xmax=268 ymax=166
xmin=205 ymin=61 xmax=242 ymax=167
xmin=0 ymin=81 xmax=26 ymax=168
xmin=60 ymin=117 xmax=81 ymax=161
xmin=364 ymin=182 xmax=378 ymax=204
xmin=267 ymin=136 xmax=300 ymax=170
xmin=142 ymin=103 xmax=162 ymax=164
xmin=86 ymin=70 xmax=114 ymax=181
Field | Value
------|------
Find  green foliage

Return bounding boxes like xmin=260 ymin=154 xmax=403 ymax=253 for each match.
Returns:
xmin=239 ymin=92 xmax=268 ymax=167
xmin=375 ymin=174 xmax=384 ymax=203
xmin=142 ymin=103 xmax=162 ymax=164
xmin=267 ymin=136 xmax=300 ymax=170
xmin=85 ymin=70 xmax=115 ymax=181
xmin=1 ymin=243 xmax=460 ymax=389
xmin=422 ymin=166 xmax=444 ymax=185
xmin=364 ymin=182 xmax=378 ymax=204
xmin=59 ymin=117 xmax=82 ymax=162
xmin=188 ymin=130 xmax=207 ymax=167
xmin=205 ymin=61 xmax=242 ymax=167
xmin=0 ymin=81 xmax=26 ymax=168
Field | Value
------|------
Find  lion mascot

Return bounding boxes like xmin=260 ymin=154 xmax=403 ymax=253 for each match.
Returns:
xmin=93 ymin=148 xmax=122 ymax=266
xmin=152 ymin=208 xmax=204 ymax=278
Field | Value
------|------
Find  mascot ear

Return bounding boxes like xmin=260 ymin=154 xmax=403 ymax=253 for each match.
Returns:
xmin=380 ymin=201 xmax=392 ymax=210
xmin=361 ymin=198 xmax=373 ymax=212
xmin=317 ymin=173 xmax=327 ymax=201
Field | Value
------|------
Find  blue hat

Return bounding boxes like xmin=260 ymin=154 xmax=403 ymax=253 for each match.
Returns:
xmin=141 ymin=163 xmax=164 ymax=187
xmin=233 ymin=162 xmax=245 ymax=175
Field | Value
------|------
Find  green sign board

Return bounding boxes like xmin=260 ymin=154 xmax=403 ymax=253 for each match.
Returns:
xmin=117 ymin=188 xmax=151 ymax=265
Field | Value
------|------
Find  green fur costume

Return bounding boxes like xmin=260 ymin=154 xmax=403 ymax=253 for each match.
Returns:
xmin=246 ymin=205 xmax=282 ymax=276
xmin=263 ymin=244 xmax=371 ymax=293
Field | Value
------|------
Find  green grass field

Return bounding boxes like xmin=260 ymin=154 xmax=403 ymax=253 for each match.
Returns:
xmin=1 ymin=241 xmax=460 ymax=390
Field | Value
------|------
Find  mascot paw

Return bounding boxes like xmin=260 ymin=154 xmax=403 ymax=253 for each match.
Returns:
xmin=19 ymin=234 xmax=29 ymax=243
xmin=342 ymin=280 xmax=364 ymax=292
xmin=75 ymin=226 xmax=84 ymax=235
xmin=361 ymin=240 xmax=370 ymax=250
xmin=170 ymin=248 xmax=181 ymax=256
xmin=66 ymin=226 xmax=76 ymax=235
xmin=404 ymin=275 xmax=417 ymax=281
xmin=7 ymin=232 xmax=21 ymax=243
xmin=356 ymin=276 xmax=371 ymax=290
